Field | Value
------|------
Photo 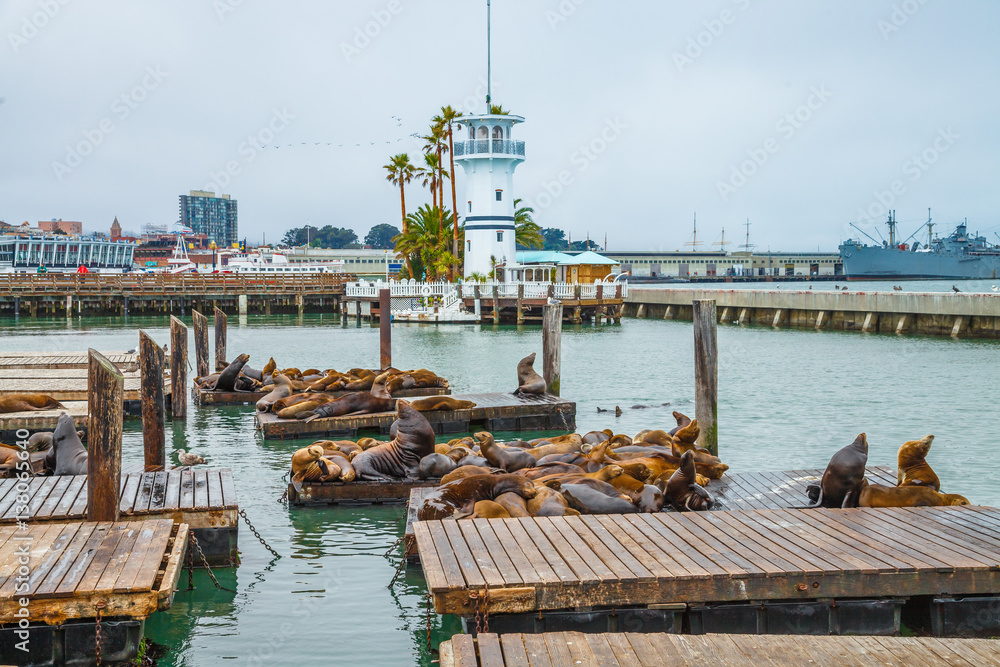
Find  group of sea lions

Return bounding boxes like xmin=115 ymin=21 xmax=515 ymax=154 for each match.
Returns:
xmin=288 ymin=409 xmax=730 ymax=518
xmin=0 ymin=413 xmax=88 ymax=476
xmin=806 ymin=433 xmax=970 ymax=509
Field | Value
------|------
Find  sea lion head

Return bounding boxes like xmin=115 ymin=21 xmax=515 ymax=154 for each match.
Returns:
xmin=600 ymin=464 xmax=624 ymax=480
xmin=672 ymin=411 xmax=692 ymax=428
xmin=943 ymin=493 xmax=971 ymax=506
xmin=673 ymin=420 xmax=700 ymax=445
xmin=497 ymin=474 xmax=537 ymax=500
xmin=899 ymin=434 xmax=934 ymax=463
xmin=680 ymin=450 xmax=697 ymax=478
xmin=852 ymin=433 xmax=869 ymax=454
xmin=53 ymin=412 xmax=79 ymax=448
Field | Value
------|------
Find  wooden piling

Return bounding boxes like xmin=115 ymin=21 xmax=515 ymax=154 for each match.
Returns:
xmin=139 ymin=331 xmax=166 ymax=469
xmin=542 ymin=303 xmax=563 ymax=396
xmin=692 ymin=299 xmax=718 ymax=456
xmin=516 ymin=284 xmax=525 ymax=325
xmin=170 ymin=316 xmax=188 ymax=419
xmin=214 ymin=306 xmax=227 ymax=371
xmin=379 ymin=289 xmax=392 ymax=370
xmin=87 ymin=349 xmax=123 ymax=522
xmin=192 ymin=310 xmax=209 ymax=378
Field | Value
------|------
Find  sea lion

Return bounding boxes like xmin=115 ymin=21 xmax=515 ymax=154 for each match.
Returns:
xmin=277 ymin=398 xmax=335 ymax=420
xmin=417 ymin=474 xmax=537 ymax=521
xmin=665 ymin=451 xmax=714 ymax=512
xmin=0 ymin=394 xmax=64 ymax=414
xmin=256 ymin=374 xmax=293 ymax=412
xmin=458 ymin=455 xmax=492 ymax=469
xmin=806 ymin=433 xmax=869 ymax=509
xmin=475 ymin=432 xmax=536 ymax=472
xmin=261 ymin=357 xmax=277 ymax=377
xmin=441 ymin=464 xmax=502 ymax=485
xmin=513 ymin=353 xmax=546 ymax=395
xmin=290 ymin=445 xmax=340 ymax=485
xmin=352 ymin=400 xmax=436 ymax=481
xmin=671 ymin=420 xmax=701 ymax=455
xmin=356 ymin=437 xmax=386 ymax=451
xmin=560 ymin=483 xmax=638 ymax=514
xmin=633 ymin=430 xmax=673 ymax=448
xmin=323 ymin=451 xmax=356 ymax=482
xmin=668 ymin=411 xmax=692 ymax=435
xmin=301 ymin=394 xmax=397 ymax=421
xmin=527 ymin=485 xmax=580 ymax=517
xmin=635 ymin=484 xmax=665 ymax=512
xmin=27 ymin=432 xmax=53 ymax=452
xmin=474 ymin=500 xmax=511 ymax=519
xmin=215 ymin=354 xmax=250 ymax=392
xmin=582 ymin=431 xmax=610 ymax=445
xmin=517 ymin=462 xmax=587 ymax=480
xmin=241 ymin=364 xmax=264 ymax=382
xmin=418 ymin=453 xmax=458 ymax=479
xmin=859 ymin=484 xmax=970 ymax=508
xmin=897 ymin=435 xmax=939 ymax=490
xmin=410 ymin=396 xmax=477 ymax=411
xmin=51 ymin=412 xmax=88 ymax=476
xmin=494 ymin=492 xmax=532 ymax=517
xmin=529 ymin=433 xmax=582 ymax=446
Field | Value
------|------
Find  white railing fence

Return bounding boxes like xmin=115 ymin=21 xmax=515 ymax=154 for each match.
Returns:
xmin=345 ymin=279 xmax=628 ymax=302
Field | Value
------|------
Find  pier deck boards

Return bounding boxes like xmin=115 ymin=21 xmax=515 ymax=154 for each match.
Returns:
xmin=416 ymin=505 xmax=1000 ymax=615
xmin=0 ymin=519 xmax=187 ymax=624
xmin=198 ymin=385 xmax=450 ymax=406
xmin=0 ymin=400 xmax=89 ymax=432
xmin=440 ymin=632 xmax=1000 ymax=667
xmin=0 ymin=376 xmax=144 ymax=401
xmin=0 ymin=351 xmax=137 ymax=370
xmin=257 ymin=392 xmax=576 ymax=439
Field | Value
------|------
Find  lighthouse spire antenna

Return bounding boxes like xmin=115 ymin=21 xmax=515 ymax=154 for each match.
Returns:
xmin=486 ymin=0 xmax=492 ymax=113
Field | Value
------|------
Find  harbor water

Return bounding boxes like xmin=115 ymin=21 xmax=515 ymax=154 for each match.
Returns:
xmin=1 ymin=300 xmax=998 ymax=666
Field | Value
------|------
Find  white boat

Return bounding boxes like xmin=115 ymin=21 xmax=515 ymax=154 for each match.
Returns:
xmin=224 ymin=250 xmax=345 ymax=274
xmin=163 ymin=234 xmax=196 ymax=274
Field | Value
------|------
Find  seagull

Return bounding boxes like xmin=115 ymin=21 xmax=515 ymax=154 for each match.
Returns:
xmin=992 ymin=286 xmax=998 ymax=292
xmin=952 ymin=285 xmax=961 ymax=293
xmin=176 ymin=449 xmax=206 ymax=466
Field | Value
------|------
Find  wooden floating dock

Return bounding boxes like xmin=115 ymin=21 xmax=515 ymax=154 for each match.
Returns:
xmin=0 ymin=469 xmax=239 ymax=566
xmin=290 ymin=478 xmax=440 ymax=506
xmin=440 ymin=632 xmax=1000 ymax=666
xmin=0 ymin=400 xmax=89 ymax=437
xmin=256 ymin=392 xmax=576 ymax=440
xmin=0 ymin=351 xmax=138 ymax=370
xmin=197 ymin=385 xmax=451 ymax=406
xmin=416 ymin=505 xmax=1000 ymax=618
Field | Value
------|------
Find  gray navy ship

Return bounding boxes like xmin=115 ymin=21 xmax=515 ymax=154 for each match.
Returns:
xmin=840 ymin=210 xmax=1000 ymax=279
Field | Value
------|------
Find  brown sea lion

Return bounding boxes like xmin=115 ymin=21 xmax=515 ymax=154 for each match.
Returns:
xmin=859 ymin=484 xmax=970 ymax=508
xmin=635 ymin=430 xmax=673 ymax=448
xmin=441 ymin=464 xmax=501 ymax=485
xmin=671 ymin=420 xmax=701 ymax=455
xmin=635 ymin=485 xmax=665 ymax=512
xmin=582 ymin=430 xmax=610 ymax=445
xmin=527 ymin=485 xmax=580 ymax=517
xmin=529 ymin=434 xmax=582 ymax=446
xmin=526 ymin=441 xmax=583 ymax=460
xmin=475 ymin=432 xmax=536 ymax=472
xmin=668 ymin=411 xmax=692 ymax=435
xmin=474 ymin=500 xmax=511 ymax=519
xmin=323 ymin=451 xmax=356 ymax=482
xmin=352 ymin=401 xmax=436 ymax=481
xmin=665 ymin=451 xmax=714 ymax=511
xmin=301 ymin=394 xmax=397 ymax=421
xmin=291 ymin=444 xmax=340 ymax=485
xmin=494 ymin=492 xmax=532 ymax=517
xmin=410 ymin=396 xmax=477 ymax=412
xmin=608 ymin=434 xmax=633 ymax=448
xmin=261 ymin=357 xmax=277 ymax=377
xmin=445 ymin=446 xmax=474 ymax=463
xmin=806 ymin=433 xmax=869 ymax=509
xmin=418 ymin=453 xmax=458 ymax=479
xmin=417 ymin=474 xmax=537 ymax=521
xmin=256 ymin=374 xmax=293 ymax=412
xmin=897 ymin=435 xmax=939 ymax=491
xmin=215 ymin=354 xmax=250 ymax=391
xmin=277 ymin=398 xmax=335 ymax=420
xmin=0 ymin=394 xmax=64 ymax=414
xmin=560 ymin=483 xmax=638 ymax=514
xmin=328 ymin=441 xmax=362 ymax=458
xmin=517 ymin=462 xmax=587 ymax=480
xmin=513 ymin=353 xmax=546 ymax=395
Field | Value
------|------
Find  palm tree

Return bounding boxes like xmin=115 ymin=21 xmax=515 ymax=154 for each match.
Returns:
xmin=489 ymin=104 xmax=510 ymax=115
xmin=514 ymin=198 xmax=544 ymax=249
xmin=393 ymin=205 xmax=457 ymax=281
xmin=384 ymin=153 xmax=416 ymax=275
xmin=439 ymin=106 xmax=463 ymax=276
xmin=422 ymin=122 xmax=449 ymax=212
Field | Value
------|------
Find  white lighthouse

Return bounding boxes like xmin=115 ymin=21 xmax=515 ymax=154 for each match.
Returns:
xmin=455 ymin=114 xmax=525 ymax=278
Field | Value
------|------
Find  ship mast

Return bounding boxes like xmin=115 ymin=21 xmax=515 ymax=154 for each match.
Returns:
xmin=887 ymin=210 xmax=896 ymax=247
xmin=926 ymin=208 xmax=934 ymax=246
xmin=685 ymin=213 xmax=703 ymax=250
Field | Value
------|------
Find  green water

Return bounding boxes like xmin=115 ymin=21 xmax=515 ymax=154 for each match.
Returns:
xmin=1 ymin=313 xmax=999 ymax=666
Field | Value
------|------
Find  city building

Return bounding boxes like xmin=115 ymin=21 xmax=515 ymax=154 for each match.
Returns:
xmin=179 ymin=190 xmax=238 ymax=246
xmin=37 ymin=219 xmax=83 ymax=235
xmin=509 ymin=250 xmax=620 ymax=283
xmin=110 ymin=217 xmax=122 ymax=239
xmin=599 ymin=250 xmax=843 ymax=278
xmin=0 ymin=233 xmax=135 ymax=273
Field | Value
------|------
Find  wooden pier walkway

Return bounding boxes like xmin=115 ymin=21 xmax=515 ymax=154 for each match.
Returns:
xmin=440 ymin=632 xmax=1000 ymax=666
xmin=256 ymin=392 xmax=576 ymax=439
xmin=415 ymin=505 xmax=1000 ymax=615
xmin=0 ymin=518 xmax=187 ymax=624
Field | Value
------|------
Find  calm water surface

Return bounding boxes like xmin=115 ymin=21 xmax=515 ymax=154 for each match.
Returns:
xmin=0 ymin=308 xmax=998 ymax=666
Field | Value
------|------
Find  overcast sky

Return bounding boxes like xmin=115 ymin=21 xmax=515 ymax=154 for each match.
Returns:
xmin=1 ymin=0 xmax=997 ymax=251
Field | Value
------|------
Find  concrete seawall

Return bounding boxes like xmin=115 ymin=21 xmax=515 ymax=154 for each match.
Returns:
xmin=624 ymin=288 xmax=1000 ymax=338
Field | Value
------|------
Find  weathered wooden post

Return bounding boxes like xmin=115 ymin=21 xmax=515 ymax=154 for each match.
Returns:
xmin=516 ymin=284 xmax=525 ymax=325
xmin=192 ymin=310 xmax=209 ymax=378
xmin=139 ymin=331 xmax=166 ymax=469
xmin=170 ymin=316 xmax=188 ymax=419
xmin=692 ymin=299 xmax=719 ymax=456
xmin=595 ymin=283 xmax=605 ymax=325
xmin=214 ymin=306 xmax=227 ymax=371
xmin=87 ymin=349 xmax=123 ymax=522
xmin=379 ymin=289 xmax=392 ymax=370
xmin=543 ymin=302 xmax=563 ymax=396
xmin=473 ymin=284 xmax=482 ymax=320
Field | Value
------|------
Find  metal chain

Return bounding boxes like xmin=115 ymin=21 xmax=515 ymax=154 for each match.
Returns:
xmin=425 ymin=594 xmax=433 ymax=653
xmin=278 ymin=489 xmax=288 ymax=504
xmin=187 ymin=538 xmax=194 ymax=590
xmin=473 ymin=591 xmax=482 ymax=635
xmin=239 ymin=509 xmax=281 ymax=559
xmin=94 ymin=602 xmax=106 ymax=666
xmin=383 ymin=536 xmax=403 ymax=559
xmin=189 ymin=533 xmax=237 ymax=592
xmin=482 ymin=580 xmax=490 ymax=634
xmin=387 ymin=553 xmax=406 ymax=589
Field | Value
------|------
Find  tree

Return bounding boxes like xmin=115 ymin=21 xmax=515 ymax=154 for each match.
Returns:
xmin=393 ymin=205 xmax=458 ymax=281
xmin=514 ymin=198 xmax=544 ymax=249
xmin=489 ymin=104 xmax=510 ymax=115
xmin=316 ymin=225 xmax=358 ymax=249
xmin=541 ymin=227 xmax=567 ymax=251
xmin=418 ymin=153 xmax=447 ymax=210
xmin=570 ymin=239 xmax=601 ymax=251
xmin=384 ymin=153 xmax=417 ymax=274
xmin=439 ymin=105 xmax=463 ymax=277
xmin=281 ymin=225 xmax=319 ymax=246
xmin=364 ymin=223 xmax=400 ymax=249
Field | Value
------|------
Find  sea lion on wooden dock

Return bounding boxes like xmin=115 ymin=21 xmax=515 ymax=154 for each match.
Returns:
xmin=513 ymin=353 xmax=546 ymax=395
xmin=277 ymin=397 xmax=337 ymax=420
xmin=805 ymin=433 xmax=869 ymax=509
xmin=668 ymin=411 xmax=692 ymax=435
xmin=410 ymin=396 xmax=477 ymax=411
xmin=560 ymin=482 xmax=638 ymax=514
xmin=352 ymin=400 xmax=436 ymax=481
xmin=859 ymin=484 xmax=969 ymax=508
xmin=664 ymin=451 xmax=714 ymax=511
xmin=300 ymin=393 xmax=397 ymax=421
xmin=475 ymin=432 xmax=535 ymax=472
xmin=261 ymin=358 xmax=277 ymax=377
xmin=418 ymin=453 xmax=458 ymax=479
xmin=897 ymin=435 xmax=940 ymax=491
xmin=440 ymin=464 xmax=502 ymax=484
xmin=417 ymin=474 xmax=536 ymax=520
xmin=0 ymin=394 xmax=64 ymax=414
xmin=291 ymin=444 xmax=340 ymax=485
xmin=494 ymin=492 xmax=532 ymax=517
xmin=215 ymin=354 xmax=250 ymax=392
xmin=473 ymin=500 xmax=511 ymax=519
xmin=256 ymin=374 xmax=293 ymax=412
xmin=50 ymin=412 xmax=88 ymax=476
xmin=526 ymin=485 xmax=579 ymax=517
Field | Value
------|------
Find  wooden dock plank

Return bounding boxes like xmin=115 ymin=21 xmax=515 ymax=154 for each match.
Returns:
xmin=0 ymin=400 xmax=88 ymax=432
xmin=33 ymin=523 xmax=98 ymax=597
xmin=193 ymin=469 xmax=210 ymax=510
xmin=220 ymin=468 xmax=238 ymax=508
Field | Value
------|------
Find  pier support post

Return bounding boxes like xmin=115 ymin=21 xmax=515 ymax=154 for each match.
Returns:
xmin=815 ymin=311 xmax=826 ymax=329
xmin=719 ymin=307 xmax=728 ymax=323
xmin=693 ymin=300 xmax=719 ymax=457
xmin=862 ymin=312 xmax=875 ymax=333
xmin=139 ymin=331 xmax=166 ymax=469
xmin=895 ymin=315 xmax=907 ymax=335
xmin=596 ymin=284 xmax=604 ymax=325
xmin=516 ymin=284 xmax=524 ymax=325
xmin=772 ymin=309 xmax=784 ymax=327
xmin=65 ymin=295 xmax=72 ymax=317
xmin=214 ymin=306 xmax=227 ymax=371
xmin=636 ymin=304 xmax=646 ymax=318
xmin=543 ymin=302 xmax=563 ymax=396
xmin=951 ymin=316 xmax=965 ymax=338
xmin=665 ymin=305 xmax=675 ymax=320
xmin=573 ymin=285 xmax=582 ymax=324
xmin=13 ymin=298 xmax=18 ymax=317
xmin=297 ymin=293 xmax=305 ymax=315
xmin=473 ymin=285 xmax=482 ymax=320
xmin=123 ymin=296 xmax=129 ymax=316
xmin=87 ymin=349 xmax=123 ymax=522
xmin=170 ymin=316 xmax=188 ymax=419
xmin=379 ymin=289 xmax=392 ymax=370
xmin=192 ymin=310 xmax=210 ymax=378
xmin=238 ymin=294 xmax=248 ymax=316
